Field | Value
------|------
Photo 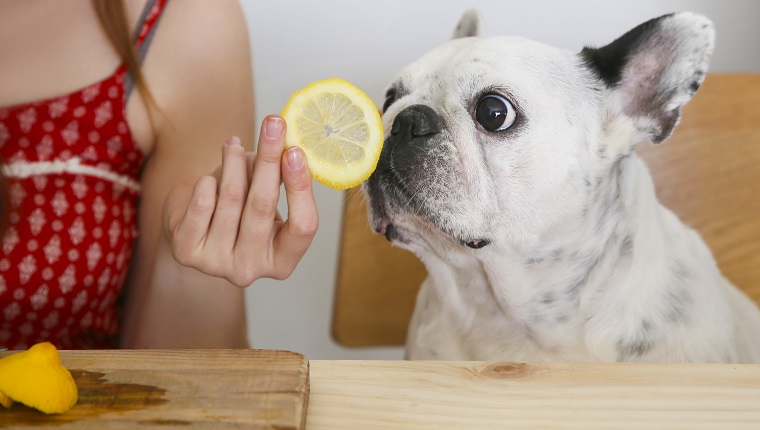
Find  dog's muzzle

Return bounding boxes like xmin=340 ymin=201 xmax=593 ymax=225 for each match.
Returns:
xmin=368 ymin=105 xmax=490 ymax=249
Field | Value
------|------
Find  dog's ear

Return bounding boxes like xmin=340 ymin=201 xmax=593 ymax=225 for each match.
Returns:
xmin=581 ymin=12 xmax=715 ymax=143
xmin=452 ymin=9 xmax=485 ymax=39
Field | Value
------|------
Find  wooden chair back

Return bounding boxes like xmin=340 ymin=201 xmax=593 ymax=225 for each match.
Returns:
xmin=332 ymin=74 xmax=760 ymax=347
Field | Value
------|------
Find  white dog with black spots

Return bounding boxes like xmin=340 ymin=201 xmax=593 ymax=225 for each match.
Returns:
xmin=364 ymin=10 xmax=760 ymax=363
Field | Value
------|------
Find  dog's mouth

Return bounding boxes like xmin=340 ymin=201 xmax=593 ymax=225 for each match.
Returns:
xmin=369 ymin=191 xmax=408 ymax=244
xmin=376 ymin=214 xmax=397 ymax=241
xmin=370 ymin=193 xmax=490 ymax=249
xmin=462 ymin=238 xmax=490 ymax=249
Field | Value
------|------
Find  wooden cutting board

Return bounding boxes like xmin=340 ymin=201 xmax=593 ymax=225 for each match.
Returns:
xmin=0 ymin=349 xmax=309 ymax=429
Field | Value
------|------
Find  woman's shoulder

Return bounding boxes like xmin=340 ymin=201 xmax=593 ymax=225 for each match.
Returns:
xmin=139 ymin=0 xmax=250 ymax=96
xmin=127 ymin=0 xmax=253 ymax=152
xmin=134 ymin=0 xmax=249 ymax=60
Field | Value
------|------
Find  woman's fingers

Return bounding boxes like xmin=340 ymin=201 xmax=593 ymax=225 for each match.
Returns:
xmin=239 ymin=115 xmax=286 ymax=247
xmin=167 ymin=175 xmax=217 ymax=266
xmin=272 ymin=147 xmax=319 ymax=278
xmin=164 ymin=115 xmax=321 ymax=286
xmin=245 ymin=152 xmax=256 ymax=185
xmin=244 ymin=152 xmax=284 ymax=222
xmin=206 ymin=137 xmax=249 ymax=252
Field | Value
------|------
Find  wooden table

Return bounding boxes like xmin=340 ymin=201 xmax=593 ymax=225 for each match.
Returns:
xmin=1 ymin=350 xmax=759 ymax=429
xmin=306 ymin=360 xmax=760 ymax=430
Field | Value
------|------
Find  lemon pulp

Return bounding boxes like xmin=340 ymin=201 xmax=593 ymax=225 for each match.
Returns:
xmin=282 ymin=78 xmax=383 ymax=190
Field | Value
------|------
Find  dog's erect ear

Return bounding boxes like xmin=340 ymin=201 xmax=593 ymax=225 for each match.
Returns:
xmin=581 ymin=12 xmax=715 ymax=143
xmin=452 ymin=9 xmax=485 ymax=39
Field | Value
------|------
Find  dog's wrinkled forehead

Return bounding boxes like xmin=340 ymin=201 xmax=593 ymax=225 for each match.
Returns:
xmin=384 ymin=36 xmax=593 ymax=119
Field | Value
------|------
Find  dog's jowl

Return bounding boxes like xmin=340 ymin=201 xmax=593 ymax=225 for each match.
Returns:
xmin=363 ymin=10 xmax=760 ymax=363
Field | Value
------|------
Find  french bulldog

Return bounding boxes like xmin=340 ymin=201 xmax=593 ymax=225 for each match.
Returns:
xmin=363 ymin=10 xmax=760 ymax=363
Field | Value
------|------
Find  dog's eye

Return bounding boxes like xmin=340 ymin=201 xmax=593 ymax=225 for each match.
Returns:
xmin=475 ymin=94 xmax=517 ymax=132
xmin=382 ymin=88 xmax=398 ymax=113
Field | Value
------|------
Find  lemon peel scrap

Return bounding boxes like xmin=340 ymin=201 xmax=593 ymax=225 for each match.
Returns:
xmin=281 ymin=78 xmax=384 ymax=190
xmin=0 ymin=391 xmax=12 ymax=409
xmin=0 ymin=342 xmax=78 ymax=414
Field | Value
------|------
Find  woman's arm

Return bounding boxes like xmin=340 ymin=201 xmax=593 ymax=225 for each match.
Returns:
xmin=120 ymin=0 xmax=317 ymax=348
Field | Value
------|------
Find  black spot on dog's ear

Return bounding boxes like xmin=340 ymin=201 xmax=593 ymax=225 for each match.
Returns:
xmin=580 ymin=14 xmax=674 ymax=87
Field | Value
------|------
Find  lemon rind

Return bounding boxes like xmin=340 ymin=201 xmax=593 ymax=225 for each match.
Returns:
xmin=281 ymin=78 xmax=383 ymax=190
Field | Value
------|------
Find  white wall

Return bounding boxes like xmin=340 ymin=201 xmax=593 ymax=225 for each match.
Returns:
xmin=239 ymin=0 xmax=760 ymax=359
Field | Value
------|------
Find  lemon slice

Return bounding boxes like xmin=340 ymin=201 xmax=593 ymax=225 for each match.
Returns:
xmin=281 ymin=78 xmax=384 ymax=190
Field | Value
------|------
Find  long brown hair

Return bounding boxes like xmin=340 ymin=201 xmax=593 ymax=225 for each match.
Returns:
xmin=92 ymin=0 xmax=159 ymax=119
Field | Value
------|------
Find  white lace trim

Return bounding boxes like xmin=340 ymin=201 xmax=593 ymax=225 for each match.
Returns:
xmin=1 ymin=158 xmax=141 ymax=192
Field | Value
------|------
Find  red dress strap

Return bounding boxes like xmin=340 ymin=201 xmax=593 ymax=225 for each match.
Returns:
xmin=134 ymin=0 xmax=170 ymax=50
xmin=124 ymin=0 xmax=170 ymax=100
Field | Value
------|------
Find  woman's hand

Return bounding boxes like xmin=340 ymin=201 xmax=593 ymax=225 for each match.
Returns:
xmin=162 ymin=115 xmax=319 ymax=287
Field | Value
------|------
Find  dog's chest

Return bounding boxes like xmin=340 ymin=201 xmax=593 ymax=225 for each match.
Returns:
xmin=432 ymin=256 xmax=597 ymax=360
xmin=490 ymin=275 xmax=589 ymax=355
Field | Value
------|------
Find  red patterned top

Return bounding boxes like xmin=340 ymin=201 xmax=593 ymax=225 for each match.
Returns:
xmin=0 ymin=0 xmax=168 ymax=349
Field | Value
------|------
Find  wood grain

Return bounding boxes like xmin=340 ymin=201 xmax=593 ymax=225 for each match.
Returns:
xmin=332 ymin=74 xmax=760 ymax=347
xmin=0 ymin=349 xmax=309 ymax=430
xmin=306 ymin=360 xmax=760 ymax=429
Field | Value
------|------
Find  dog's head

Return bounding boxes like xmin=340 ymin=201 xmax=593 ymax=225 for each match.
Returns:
xmin=364 ymin=10 xmax=714 ymax=256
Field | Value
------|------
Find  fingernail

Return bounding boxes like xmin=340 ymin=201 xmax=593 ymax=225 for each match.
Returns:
xmin=286 ymin=147 xmax=305 ymax=171
xmin=265 ymin=117 xmax=285 ymax=139
xmin=226 ymin=136 xmax=242 ymax=146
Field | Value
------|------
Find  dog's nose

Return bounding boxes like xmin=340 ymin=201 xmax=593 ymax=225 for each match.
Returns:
xmin=391 ymin=105 xmax=442 ymax=138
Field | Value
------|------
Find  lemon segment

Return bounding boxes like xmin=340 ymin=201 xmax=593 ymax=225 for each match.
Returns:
xmin=281 ymin=78 xmax=384 ymax=190
xmin=0 ymin=342 xmax=78 ymax=414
